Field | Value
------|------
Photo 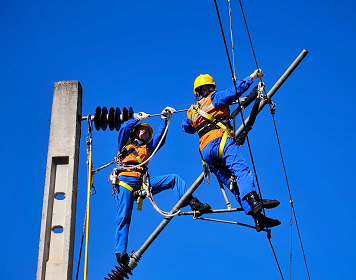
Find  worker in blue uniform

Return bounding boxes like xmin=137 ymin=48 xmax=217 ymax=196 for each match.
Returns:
xmin=113 ymin=106 xmax=211 ymax=265
xmin=181 ymin=70 xmax=281 ymax=232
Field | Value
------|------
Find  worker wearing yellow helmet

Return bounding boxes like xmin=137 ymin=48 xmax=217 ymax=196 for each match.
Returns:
xmin=113 ymin=106 xmax=211 ymax=266
xmin=182 ymin=69 xmax=281 ymax=232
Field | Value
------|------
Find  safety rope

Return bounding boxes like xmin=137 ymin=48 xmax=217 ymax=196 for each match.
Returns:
xmin=75 ymin=207 xmax=87 ymax=280
xmin=93 ymin=114 xmax=173 ymax=175
xmin=84 ymin=116 xmax=95 ymax=280
xmin=97 ymin=113 xmax=180 ymax=218
xmin=227 ymin=0 xmax=236 ymax=78
xmin=145 ymin=187 xmax=181 ymax=218
xmin=130 ymin=113 xmax=182 ymax=218
xmin=227 ymin=0 xmax=237 ymax=136
xmin=213 ymin=0 xmax=284 ymax=278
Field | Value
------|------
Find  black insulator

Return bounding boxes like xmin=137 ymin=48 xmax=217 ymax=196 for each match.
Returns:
xmin=115 ymin=107 xmax=122 ymax=131
xmin=94 ymin=106 xmax=101 ymax=131
xmin=112 ymin=269 xmax=125 ymax=280
xmin=128 ymin=106 xmax=134 ymax=119
xmin=117 ymin=263 xmax=133 ymax=275
xmin=101 ymin=107 xmax=108 ymax=131
xmin=115 ymin=266 xmax=128 ymax=279
xmin=109 ymin=107 xmax=115 ymax=131
xmin=108 ymin=273 xmax=119 ymax=280
xmin=122 ymin=107 xmax=129 ymax=122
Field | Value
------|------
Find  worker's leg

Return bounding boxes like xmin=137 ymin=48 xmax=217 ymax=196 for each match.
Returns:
xmin=113 ymin=178 xmax=136 ymax=253
xmin=202 ymin=138 xmax=254 ymax=214
xmin=150 ymin=174 xmax=191 ymax=200
xmin=221 ymin=137 xmax=256 ymax=199
xmin=150 ymin=174 xmax=210 ymax=212
xmin=209 ymin=164 xmax=252 ymax=214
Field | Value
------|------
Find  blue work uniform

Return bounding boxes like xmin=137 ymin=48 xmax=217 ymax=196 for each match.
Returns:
xmin=182 ymin=76 xmax=256 ymax=214
xmin=114 ymin=118 xmax=193 ymax=254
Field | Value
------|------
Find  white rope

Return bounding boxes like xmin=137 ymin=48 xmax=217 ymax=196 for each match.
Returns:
xmin=227 ymin=0 xmax=236 ymax=78
xmin=145 ymin=189 xmax=181 ymax=218
xmin=116 ymin=113 xmax=173 ymax=170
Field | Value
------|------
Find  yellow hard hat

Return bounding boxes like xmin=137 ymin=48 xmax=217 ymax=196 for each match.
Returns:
xmin=130 ymin=123 xmax=153 ymax=143
xmin=193 ymin=74 xmax=216 ymax=94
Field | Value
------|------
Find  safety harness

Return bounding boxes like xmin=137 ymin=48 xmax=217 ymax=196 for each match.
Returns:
xmin=111 ymin=140 xmax=150 ymax=210
xmin=192 ymin=101 xmax=234 ymax=158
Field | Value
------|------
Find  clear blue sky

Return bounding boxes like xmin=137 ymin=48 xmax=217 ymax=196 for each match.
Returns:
xmin=1 ymin=1 xmax=355 ymax=279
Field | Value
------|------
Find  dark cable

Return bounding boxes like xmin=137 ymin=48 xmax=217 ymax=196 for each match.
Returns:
xmin=75 ymin=210 xmax=87 ymax=280
xmin=270 ymin=112 xmax=311 ymax=280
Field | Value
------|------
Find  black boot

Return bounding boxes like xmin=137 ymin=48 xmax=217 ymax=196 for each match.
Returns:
xmin=244 ymin=191 xmax=263 ymax=215
xmin=115 ymin=252 xmax=130 ymax=265
xmin=262 ymin=199 xmax=280 ymax=209
xmin=252 ymin=213 xmax=281 ymax=232
xmin=189 ymin=197 xmax=211 ymax=213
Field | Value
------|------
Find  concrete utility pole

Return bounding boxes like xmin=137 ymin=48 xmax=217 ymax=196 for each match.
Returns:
xmin=37 ymin=81 xmax=82 ymax=280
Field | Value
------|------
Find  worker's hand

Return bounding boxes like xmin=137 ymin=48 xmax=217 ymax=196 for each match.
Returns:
xmin=249 ymin=69 xmax=265 ymax=80
xmin=161 ymin=106 xmax=176 ymax=119
xmin=236 ymin=124 xmax=252 ymax=147
xmin=136 ymin=112 xmax=150 ymax=121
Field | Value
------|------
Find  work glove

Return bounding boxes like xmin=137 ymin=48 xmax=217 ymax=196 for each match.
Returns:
xmin=161 ymin=106 xmax=176 ymax=120
xmin=236 ymin=124 xmax=252 ymax=146
xmin=136 ymin=112 xmax=150 ymax=121
xmin=249 ymin=69 xmax=265 ymax=80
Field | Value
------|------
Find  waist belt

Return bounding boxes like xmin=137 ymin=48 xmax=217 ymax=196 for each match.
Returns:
xmin=119 ymin=162 xmax=148 ymax=174
xmin=116 ymin=180 xmax=145 ymax=211
xmin=196 ymin=119 xmax=232 ymax=138
xmin=196 ymin=122 xmax=219 ymax=138
xmin=195 ymin=119 xmax=233 ymax=158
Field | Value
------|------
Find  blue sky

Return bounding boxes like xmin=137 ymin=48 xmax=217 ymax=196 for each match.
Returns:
xmin=1 ymin=0 xmax=356 ymax=279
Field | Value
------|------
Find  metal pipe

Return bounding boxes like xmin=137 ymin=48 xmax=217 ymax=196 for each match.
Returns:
xmin=179 ymin=207 xmax=243 ymax=216
xmin=128 ymin=172 xmax=206 ymax=269
xmin=234 ymin=49 xmax=308 ymax=138
xmin=218 ymin=179 xmax=231 ymax=210
xmin=195 ymin=217 xmax=268 ymax=232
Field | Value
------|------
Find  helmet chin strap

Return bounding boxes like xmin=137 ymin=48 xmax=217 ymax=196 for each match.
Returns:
xmin=133 ymin=138 xmax=144 ymax=145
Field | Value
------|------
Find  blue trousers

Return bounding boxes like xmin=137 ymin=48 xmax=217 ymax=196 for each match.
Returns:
xmin=113 ymin=174 xmax=192 ymax=253
xmin=201 ymin=137 xmax=256 ymax=214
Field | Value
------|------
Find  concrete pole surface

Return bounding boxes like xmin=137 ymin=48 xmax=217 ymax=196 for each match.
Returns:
xmin=37 ymin=81 xmax=82 ymax=280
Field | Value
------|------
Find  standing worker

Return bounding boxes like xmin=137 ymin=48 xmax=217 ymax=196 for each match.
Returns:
xmin=181 ymin=70 xmax=281 ymax=232
xmin=113 ymin=106 xmax=211 ymax=265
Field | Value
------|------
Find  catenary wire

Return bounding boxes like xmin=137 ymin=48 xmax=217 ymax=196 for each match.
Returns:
xmin=235 ymin=0 xmax=311 ymax=278
xmin=270 ymin=113 xmax=311 ymax=280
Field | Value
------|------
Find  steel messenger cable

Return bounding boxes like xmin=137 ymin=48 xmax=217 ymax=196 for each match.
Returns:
xmin=236 ymin=1 xmax=311 ymax=279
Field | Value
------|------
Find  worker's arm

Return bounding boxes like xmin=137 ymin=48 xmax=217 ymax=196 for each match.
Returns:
xmin=211 ymin=76 xmax=253 ymax=108
xmin=181 ymin=117 xmax=196 ymax=134
xmin=117 ymin=118 xmax=139 ymax=150
xmin=147 ymin=118 xmax=167 ymax=153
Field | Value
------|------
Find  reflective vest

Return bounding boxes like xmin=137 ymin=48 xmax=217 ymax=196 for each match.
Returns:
xmin=117 ymin=142 xmax=150 ymax=178
xmin=187 ymin=94 xmax=233 ymax=152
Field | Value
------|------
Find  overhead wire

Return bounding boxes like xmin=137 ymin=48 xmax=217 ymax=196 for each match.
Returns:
xmin=224 ymin=0 xmax=311 ymax=279
xmin=270 ymin=112 xmax=311 ymax=280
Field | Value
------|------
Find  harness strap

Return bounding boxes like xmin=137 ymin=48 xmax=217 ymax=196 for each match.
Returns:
xmin=117 ymin=180 xmax=133 ymax=192
xmin=219 ymin=130 xmax=229 ymax=158
xmin=119 ymin=141 xmax=143 ymax=164
xmin=116 ymin=180 xmax=145 ymax=211
xmin=192 ymin=104 xmax=233 ymax=158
